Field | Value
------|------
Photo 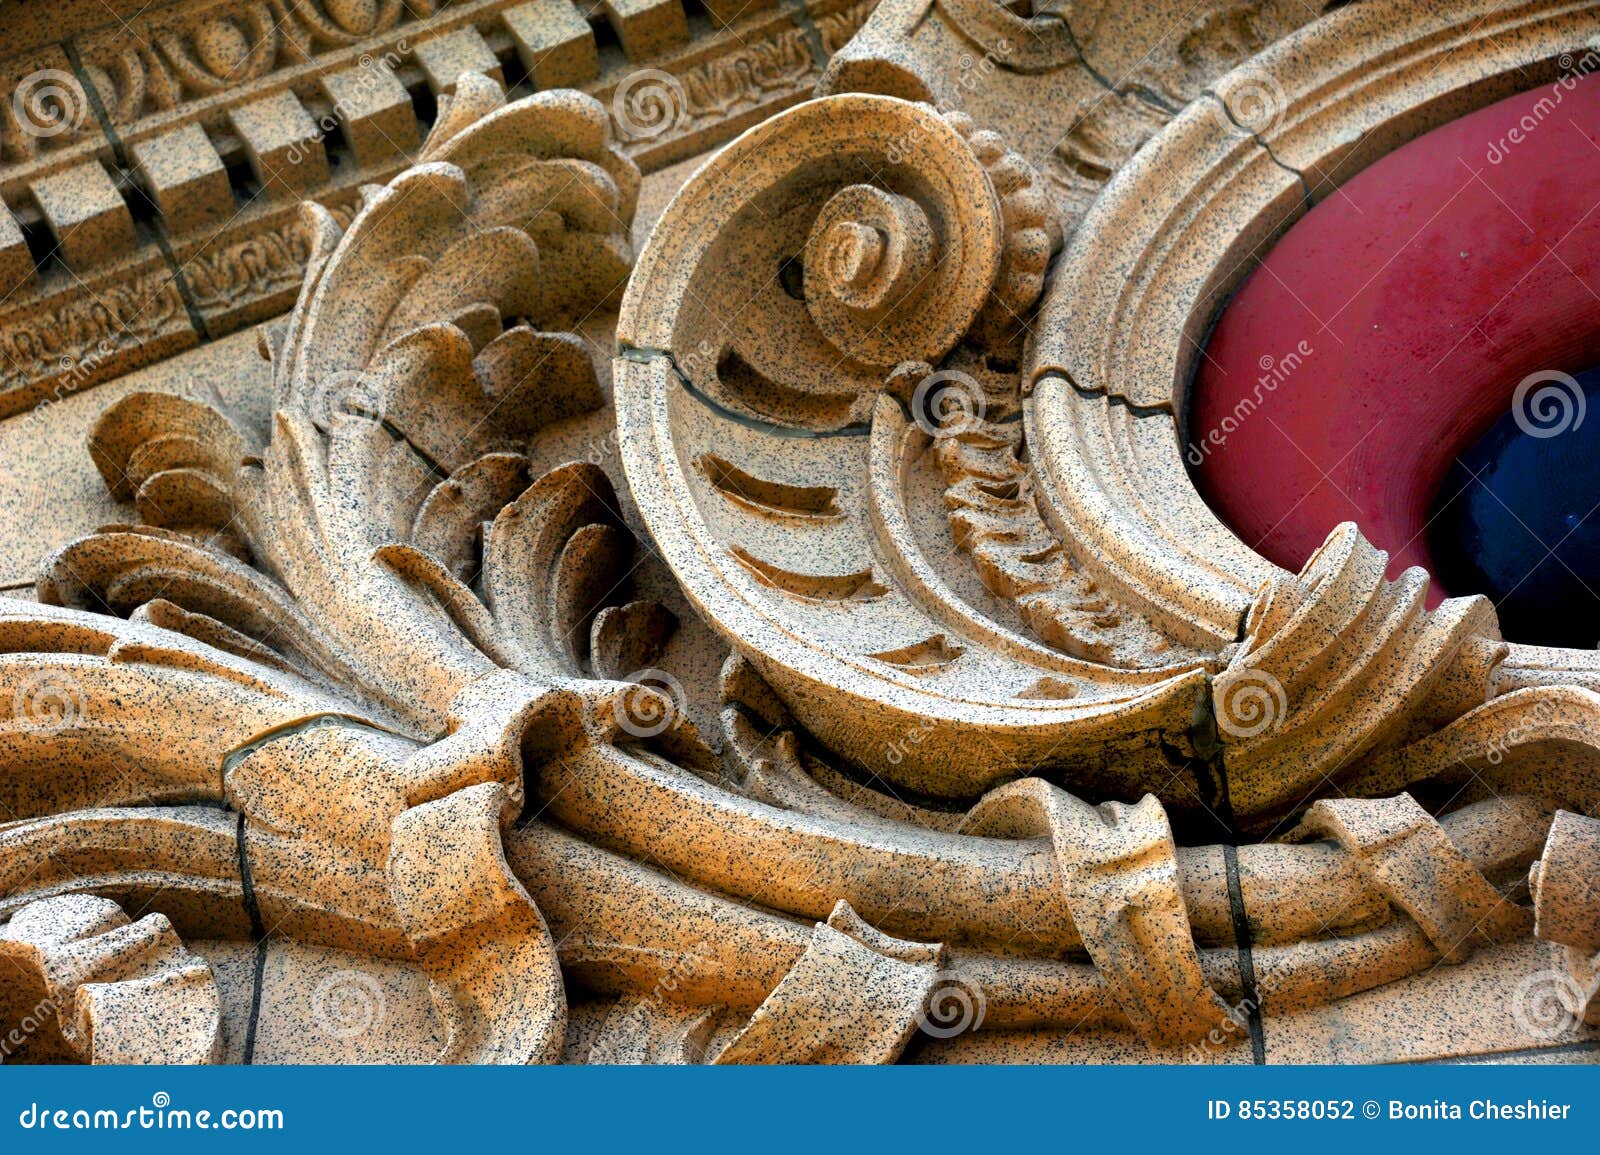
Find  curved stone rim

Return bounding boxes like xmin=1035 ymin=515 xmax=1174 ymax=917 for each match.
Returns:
xmin=1026 ymin=0 xmax=1600 ymax=646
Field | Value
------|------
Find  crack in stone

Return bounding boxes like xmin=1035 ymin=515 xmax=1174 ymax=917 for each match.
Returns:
xmin=1038 ymin=367 xmax=1176 ymax=418
xmin=1201 ymin=88 xmax=1317 ymax=210
xmin=64 ymin=37 xmax=212 ymax=341
xmin=780 ymin=0 xmax=832 ymax=73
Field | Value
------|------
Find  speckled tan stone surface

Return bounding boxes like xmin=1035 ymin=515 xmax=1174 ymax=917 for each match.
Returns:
xmin=0 ymin=327 xmax=272 ymax=588
xmin=4 ymin=0 xmax=1600 ymax=1067
xmin=0 ymin=0 xmax=880 ymax=420
xmin=1264 ymin=940 xmax=1600 ymax=1065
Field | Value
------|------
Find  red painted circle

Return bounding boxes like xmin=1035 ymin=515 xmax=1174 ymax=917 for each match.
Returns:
xmin=1189 ymin=73 xmax=1600 ymax=602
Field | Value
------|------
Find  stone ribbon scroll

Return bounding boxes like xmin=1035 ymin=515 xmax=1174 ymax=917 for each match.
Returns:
xmin=962 ymin=779 xmax=1234 ymax=1046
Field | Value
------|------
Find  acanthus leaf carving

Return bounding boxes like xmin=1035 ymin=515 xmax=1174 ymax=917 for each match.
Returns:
xmin=11 ymin=76 xmax=662 ymax=1063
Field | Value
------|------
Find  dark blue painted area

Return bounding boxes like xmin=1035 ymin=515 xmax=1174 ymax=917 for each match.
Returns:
xmin=1430 ymin=368 xmax=1600 ymax=647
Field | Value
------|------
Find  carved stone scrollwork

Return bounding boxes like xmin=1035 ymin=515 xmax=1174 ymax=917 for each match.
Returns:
xmin=11 ymin=75 xmax=654 ymax=1064
xmin=160 ymin=9 xmax=284 ymax=98
xmin=620 ymin=94 xmax=1007 ymax=430
xmin=613 ymin=93 xmax=1244 ymax=809
xmin=616 ymin=0 xmax=1600 ymax=833
xmin=818 ymin=0 xmax=1325 ymax=238
xmin=594 ymin=0 xmax=1600 ymax=1057
xmin=1022 ymin=0 xmax=1600 ymax=832
xmin=10 ymin=0 xmax=1600 ymax=1065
